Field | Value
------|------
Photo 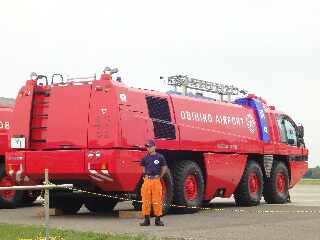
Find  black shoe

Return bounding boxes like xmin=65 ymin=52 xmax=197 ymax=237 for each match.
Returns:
xmin=140 ymin=215 xmax=150 ymax=226
xmin=155 ymin=216 xmax=164 ymax=226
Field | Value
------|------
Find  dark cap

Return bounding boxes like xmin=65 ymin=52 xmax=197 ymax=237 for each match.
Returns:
xmin=145 ymin=140 xmax=156 ymax=147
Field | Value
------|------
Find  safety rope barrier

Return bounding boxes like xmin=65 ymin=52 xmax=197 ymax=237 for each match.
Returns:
xmin=18 ymin=180 xmax=64 ymax=240
xmin=56 ymin=184 xmax=320 ymax=214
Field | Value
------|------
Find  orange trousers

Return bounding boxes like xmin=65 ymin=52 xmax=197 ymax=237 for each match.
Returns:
xmin=141 ymin=177 xmax=163 ymax=216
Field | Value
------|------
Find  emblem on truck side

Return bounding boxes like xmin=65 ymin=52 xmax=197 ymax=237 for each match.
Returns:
xmin=120 ymin=94 xmax=127 ymax=102
xmin=246 ymin=114 xmax=256 ymax=133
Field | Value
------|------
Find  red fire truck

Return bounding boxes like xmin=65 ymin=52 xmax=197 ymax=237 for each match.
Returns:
xmin=0 ymin=106 xmax=38 ymax=208
xmin=6 ymin=68 xmax=308 ymax=214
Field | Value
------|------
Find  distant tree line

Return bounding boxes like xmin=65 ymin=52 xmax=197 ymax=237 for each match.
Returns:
xmin=303 ymin=166 xmax=320 ymax=179
xmin=0 ymin=97 xmax=15 ymax=107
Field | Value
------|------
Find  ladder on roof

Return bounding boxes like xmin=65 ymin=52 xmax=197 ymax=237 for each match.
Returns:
xmin=164 ymin=75 xmax=240 ymax=103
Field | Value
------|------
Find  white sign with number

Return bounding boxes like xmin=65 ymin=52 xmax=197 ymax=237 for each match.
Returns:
xmin=11 ymin=137 xmax=26 ymax=148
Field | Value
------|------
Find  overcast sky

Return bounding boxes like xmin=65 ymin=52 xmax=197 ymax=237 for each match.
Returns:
xmin=0 ymin=0 xmax=319 ymax=167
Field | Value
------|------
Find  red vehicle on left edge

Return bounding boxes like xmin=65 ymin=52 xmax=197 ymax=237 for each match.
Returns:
xmin=0 ymin=106 xmax=38 ymax=208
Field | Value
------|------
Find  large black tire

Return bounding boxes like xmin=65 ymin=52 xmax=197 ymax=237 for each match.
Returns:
xmin=132 ymin=178 xmax=143 ymax=211
xmin=263 ymin=161 xmax=289 ymax=204
xmin=84 ymin=197 xmax=118 ymax=212
xmin=171 ymin=161 xmax=204 ymax=214
xmin=21 ymin=191 xmax=39 ymax=205
xmin=49 ymin=196 xmax=84 ymax=215
xmin=234 ymin=160 xmax=263 ymax=206
xmin=132 ymin=169 xmax=174 ymax=215
xmin=0 ymin=163 xmax=23 ymax=209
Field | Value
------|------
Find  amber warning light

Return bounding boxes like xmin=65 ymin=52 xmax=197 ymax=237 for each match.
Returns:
xmin=8 ymin=164 xmax=21 ymax=171
xmin=89 ymin=163 xmax=108 ymax=170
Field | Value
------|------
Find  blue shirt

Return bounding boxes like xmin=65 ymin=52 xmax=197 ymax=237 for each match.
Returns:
xmin=140 ymin=153 xmax=167 ymax=176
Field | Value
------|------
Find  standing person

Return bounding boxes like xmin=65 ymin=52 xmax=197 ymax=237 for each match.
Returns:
xmin=140 ymin=140 xmax=167 ymax=226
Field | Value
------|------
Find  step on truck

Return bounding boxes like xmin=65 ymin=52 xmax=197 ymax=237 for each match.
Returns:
xmin=6 ymin=68 xmax=308 ymax=214
xmin=0 ymin=106 xmax=38 ymax=208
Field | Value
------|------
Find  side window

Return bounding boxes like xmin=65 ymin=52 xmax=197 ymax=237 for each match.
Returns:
xmin=276 ymin=115 xmax=287 ymax=143
xmin=284 ymin=119 xmax=297 ymax=146
xmin=275 ymin=114 xmax=298 ymax=146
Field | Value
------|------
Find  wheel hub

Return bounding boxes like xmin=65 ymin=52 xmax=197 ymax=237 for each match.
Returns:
xmin=249 ymin=172 xmax=259 ymax=195
xmin=276 ymin=173 xmax=285 ymax=193
xmin=185 ymin=175 xmax=198 ymax=201
xmin=0 ymin=176 xmax=15 ymax=199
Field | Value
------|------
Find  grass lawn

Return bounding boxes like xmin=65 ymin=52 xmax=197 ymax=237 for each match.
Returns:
xmin=298 ymin=178 xmax=320 ymax=185
xmin=0 ymin=223 xmax=157 ymax=240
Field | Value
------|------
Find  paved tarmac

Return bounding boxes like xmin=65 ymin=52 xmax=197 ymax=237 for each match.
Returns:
xmin=1 ymin=184 xmax=320 ymax=240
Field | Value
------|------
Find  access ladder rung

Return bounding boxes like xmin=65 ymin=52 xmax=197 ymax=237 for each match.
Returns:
xmin=35 ymin=89 xmax=51 ymax=94
xmin=31 ymin=139 xmax=46 ymax=142
xmin=32 ymin=114 xmax=48 ymax=117
xmin=31 ymin=126 xmax=47 ymax=129
xmin=33 ymin=102 xmax=49 ymax=105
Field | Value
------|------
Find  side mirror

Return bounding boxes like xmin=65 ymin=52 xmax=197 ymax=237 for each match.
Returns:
xmin=297 ymin=125 xmax=304 ymax=138
xmin=298 ymin=138 xmax=305 ymax=148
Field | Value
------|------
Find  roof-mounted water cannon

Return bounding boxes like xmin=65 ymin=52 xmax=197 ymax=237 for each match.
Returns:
xmin=26 ymin=72 xmax=38 ymax=85
xmin=239 ymin=89 xmax=248 ymax=95
xmin=103 ymin=66 xmax=118 ymax=75
xmin=30 ymin=72 xmax=37 ymax=80
xmin=163 ymin=75 xmax=239 ymax=103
